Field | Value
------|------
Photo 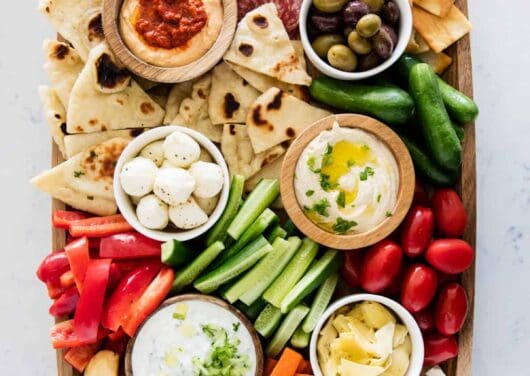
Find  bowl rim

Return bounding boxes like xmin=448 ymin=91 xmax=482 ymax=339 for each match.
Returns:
xmin=102 ymin=0 xmax=237 ymax=83
xmin=280 ymin=114 xmax=415 ymax=250
xmin=125 ymin=294 xmax=264 ymax=376
xmin=113 ymin=125 xmax=231 ymax=242
xmin=299 ymin=0 xmax=413 ymax=81
xmin=309 ymin=293 xmax=425 ymax=376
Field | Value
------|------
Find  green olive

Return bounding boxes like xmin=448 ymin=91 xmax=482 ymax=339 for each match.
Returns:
xmin=343 ymin=26 xmax=354 ymax=38
xmin=347 ymin=31 xmax=372 ymax=55
xmin=312 ymin=34 xmax=345 ymax=58
xmin=356 ymin=14 xmax=382 ymax=38
xmin=327 ymin=44 xmax=358 ymax=72
xmin=360 ymin=0 xmax=384 ymax=12
xmin=313 ymin=0 xmax=349 ymax=13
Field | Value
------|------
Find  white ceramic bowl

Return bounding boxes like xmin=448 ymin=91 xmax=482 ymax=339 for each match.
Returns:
xmin=114 ymin=126 xmax=230 ymax=242
xmin=300 ymin=0 xmax=413 ymax=80
xmin=309 ymin=293 xmax=424 ymax=376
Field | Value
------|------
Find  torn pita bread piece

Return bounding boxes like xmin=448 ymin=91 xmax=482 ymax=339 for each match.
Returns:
xmin=146 ymin=85 xmax=170 ymax=110
xmin=43 ymin=39 xmax=84 ymax=110
xmin=164 ymin=81 xmax=195 ymax=124
xmin=406 ymin=29 xmax=430 ymax=55
xmin=224 ymin=3 xmax=312 ymax=86
xmin=412 ymin=5 xmax=472 ymax=53
xmin=67 ymin=43 xmax=165 ymax=134
xmin=418 ymin=50 xmax=453 ymax=74
xmin=64 ymin=128 xmax=146 ymax=158
xmin=208 ymin=62 xmax=261 ymax=125
xmin=172 ymin=74 xmax=223 ymax=142
xmin=39 ymin=0 xmax=104 ymax=61
xmin=413 ymin=0 xmax=454 ymax=17
xmin=39 ymin=86 xmax=67 ymax=159
xmin=247 ymin=88 xmax=332 ymax=153
xmin=221 ymin=124 xmax=285 ymax=179
xmin=31 ymin=137 xmax=130 ymax=216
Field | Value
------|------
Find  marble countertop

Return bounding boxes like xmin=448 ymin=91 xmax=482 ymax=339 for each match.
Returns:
xmin=0 ymin=1 xmax=528 ymax=374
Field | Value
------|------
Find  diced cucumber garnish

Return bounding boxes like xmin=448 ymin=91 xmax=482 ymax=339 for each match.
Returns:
xmin=265 ymin=225 xmax=287 ymax=243
xmin=254 ymin=304 xmax=283 ymax=338
xmin=265 ymin=305 xmax=310 ymax=357
xmin=234 ymin=299 xmax=267 ymax=321
xmin=161 ymin=239 xmax=193 ymax=267
xmin=291 ymin=325 xmax=310 ymax=349
xmin=302 ymin=272 xmax=339 ymax=333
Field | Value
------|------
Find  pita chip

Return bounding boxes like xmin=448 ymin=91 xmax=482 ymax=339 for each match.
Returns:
xmin=247 ymin=88 xmax=331 ymax=153
xmin=413 ymin=0 xmax=454 ymax=17
xmin=163 ymin=81 xmax=195 ymax=124
xmin=224 ymin=3 xmax=312 ymax=86
xmin=64 ymin=128 xmax=145 ymax=158
xmin=418 ymin=50 xmax=453 ymax=74
xmin=39 ymin=86 xmax=68 ymax=159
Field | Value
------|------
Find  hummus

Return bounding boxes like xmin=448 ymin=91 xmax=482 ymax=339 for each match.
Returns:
xmin=294 ymin=123 xmax=399 ymax=234
xmin=120 ymin=0 xmax=223 ymax=67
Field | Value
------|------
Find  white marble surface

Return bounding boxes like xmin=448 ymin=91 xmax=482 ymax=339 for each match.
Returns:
xmin=0 ymin=1 xmax=528 ymax=375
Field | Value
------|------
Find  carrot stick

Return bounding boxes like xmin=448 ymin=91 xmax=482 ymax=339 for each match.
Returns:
xmin=265 ymin=358 xmax=278 ymax=375
xmin=271 ymin=347 xmax=303 ymax=376
xmin=296 ymin=358 xmax=313 ymax=374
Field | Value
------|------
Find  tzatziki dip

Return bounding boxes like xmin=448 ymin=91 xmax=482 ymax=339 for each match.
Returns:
xmin=294 ymin=123 xmax=399 ymax=234
xmin=131 ymin=299 xmax=257 ymax=376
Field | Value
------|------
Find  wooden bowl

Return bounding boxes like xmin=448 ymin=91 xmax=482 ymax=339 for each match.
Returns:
xmin=280 ymin=114 xmax=415 ymax=250
xmin=102 ymin=0 xmax=237 ymax=83
xmin=125 ymin=294 xmax=264 ymax=376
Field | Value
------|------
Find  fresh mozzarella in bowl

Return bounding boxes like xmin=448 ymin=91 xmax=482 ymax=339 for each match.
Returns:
xmin=136 ymin=194 xmax=169 ymax=230
xmin=154 ymin=168 xmax=196 ymax=206
xmin=194 ymin=194 xmax=219 ymax=215
xmin=189 ymin=161 xmax=224 ymax=198
xmin=120 ymin=157 xmax=158 ymax=196
xmin=169 ymin=198 xmax=209 ymax=229
xmin=140 ymin=140 xmax=165 ymax=167
xmin=163 ymin=131 xmax=201 ymax=168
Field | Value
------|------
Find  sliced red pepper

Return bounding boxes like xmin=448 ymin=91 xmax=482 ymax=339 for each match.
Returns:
xmin=65 ymin=237 xmax=90 ymax=293
xmin=49 ymin=286 xmax=80 ymax=318
xmin=51 ymin=320 xmax=107 ymax=349
xmin=46 ymin=281 xmax=67 ymax=299
xmin=99 ymin=232 xmax=162 ymax=259
xmin=53 ymin=210 xmax=90 ymax=229
xmin=102 ymin=262 xmax=161 ymax=332
xmin=67 ymin=235 xmax=101 ymax=250
xmin=107 ymin=259 xmax=161 ymax=292
xmin=74 ymin=259 xmax=112 ymax=344
xmin=105 ymin=328 xmax=129 ymax=355
xmin=69 ymin=215 xmax=133 ymax=238
xmin=37 ymin=251 xmax=70 ymax=284
xmin=60 ymin=270 xmax=76 ymax=289
xmin=122 ymin=267 xmax=175 ymax=337
xmin=63 ymin=342 xmax=100 ymax=372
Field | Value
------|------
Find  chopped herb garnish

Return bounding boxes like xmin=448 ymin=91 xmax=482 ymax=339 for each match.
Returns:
xmin=232 ymin=322 xmax=240 ymax=332
xmin=322 ymin=144 xmax=334 ymax=167
xmin=305 ymin=198 xmax=331 ymax=217
xmin=385 ymin=211 xmax=393 ymax=217
xmin=319 ymin=173 xmax=337 ymax=191
xmin=362 ymin=144 xmax=370 ymax=151
xmin=307 ymin=156 xmax=321 ymax=173
xmin=305 ymin=190 xmax=315 ymax=197
xmin=359 ymin=166 xmax=375 ymax=181
xmin=377 ymin=194 xmax=382 ymax=203
xmin=336 ymin=191 xmax=346 ymax=208
xmin=332 ymin=218 xmax=358 ymax=233
xmin=347 ymin=159 xmax=356 ymax=167
xmin=86 ymin=196 xmax=94 ymax=200
xmin=73 ymin=171 xmax=84 ymax=178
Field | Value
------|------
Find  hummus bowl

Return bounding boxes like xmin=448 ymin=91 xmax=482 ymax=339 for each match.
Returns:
xmin=280 ymin=114 xmax=414 ymax=250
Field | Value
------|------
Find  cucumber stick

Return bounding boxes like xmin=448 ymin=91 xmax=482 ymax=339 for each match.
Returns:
xmin=227 ymin=179 xmax=280 ymax=240
xmin=302 ymin=272 xmax=339 ymax=333
xmin=193 ymin=236 xmax=272 ymax=293
xmin=263 ymin=238 xmax=319 ymax=308
xmin=254 ymin=304 xmax=283 ymax=338
xmin=206 ymin=175 xmax=245 ymax=246
xmin=235 ymin=299 xmax=267 ymax=321
xmin=291 ymin=326 xmax=311 ymax=349
xmin=171 ymin=241 xmax=225 ymax=293
xmin=265 ymin=305 xmax=310 ymax=357
xmin=280 ymin=250 xmax=343 ymax=313
xmin=161 ymin=239 xmax=193 ymax=267
xmin=266 ymin=225 xmax=287 ymax=243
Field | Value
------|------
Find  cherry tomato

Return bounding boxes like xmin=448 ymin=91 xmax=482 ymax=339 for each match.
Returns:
xmin=413 ymin=180 xmax=430 ymax=207
xmin=360 ymin=240 xmax=403 ymax=294
xmin=426 ymin=239 xmax=474 ymax=274
xmin=435 ymin=283 xmax=469 ymax=335
xmin=401 ymin=264 xmax=438 ymax=313
xmin=424 ymin=333 xmax=459 ymax=366
xmin=437 ymin=271 xmax=459 ymax=285
xmin=341 ymin=251 xmax=363 ymax=288
xmin=432 ymin=189 xmax=467 ymax=237
xmin=400 ymin=206 xmax=434 ymax=257
xmin=413 ymin=306 xmax=435 ymax=332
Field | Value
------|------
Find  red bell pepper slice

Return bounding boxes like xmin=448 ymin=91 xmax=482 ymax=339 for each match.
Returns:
xmin=105 ymin=328 xmax=130 ymax=355
xmin=69 ymin=215 xmax=133 ymax=238
xmin=74 ymin=259 xmax=112 ymax=344
xmin=67 ymin=235 xmax=101 ymax=250
xmin=63 ymin=342 xmax=100 ymax=372
xmin=65 ymin=237 xmax=90 ymax=293
xmin=53 ymin=210 xmax=90 ymax=229
xmin=100 ymin=232 xmax=162 ymax=259
xmin=51 ymin=320 xmax=107 ymax=349
xmin=60 ymin=270 xmax=76 ymax=289
xmin=102 ymin=262 xmax=161 ymax=331
xmin=46 ymin=281 xmax=67 ymax=299
xmin=49 ymin=286 xmax=80 ymax=318
xmin=37 ymin=251 xmax=70 ymax=284
xmin=122 ymin=267 xmax=175 ymax=337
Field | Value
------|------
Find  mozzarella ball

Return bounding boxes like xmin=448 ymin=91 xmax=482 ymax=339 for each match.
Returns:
xmin=189 ymin=161 xmax=224 ymax=198
xmin=120 ymin=157 xmax=158 ymax=196
xmin=194 ymin=194 xmax=219 ymax=215
xmin=169 ymin=198 xmax=209 ymax=230
xmin=130 ymin=195 xmax=144 ymax=205
xmin=163 ymin=131 xmax=200 ymax=168
xmin=136 ymin=194 xmax=169 ymax=230
xmin=139 ymin=140 xmax=165 ymax=167
xmin=160 ymin=160 xmax=177 ymax=169
xmin=153 ymin=167 xmax=195 ymax=205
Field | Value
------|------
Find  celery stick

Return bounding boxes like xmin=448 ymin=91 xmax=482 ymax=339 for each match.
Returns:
xmin=265 ymin=305 xmax=309 ymax=357
xmin=302 ymin=272 xmax=339 ymax=333
xmin=266 ymin=225 xmax=287 ymax=243
xmin=254 ymin=304 xmax=283 ymax=338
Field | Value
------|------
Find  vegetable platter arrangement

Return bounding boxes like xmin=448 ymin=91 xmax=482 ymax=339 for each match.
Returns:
xmin=31 ymin=0 xmax=477 ymax=375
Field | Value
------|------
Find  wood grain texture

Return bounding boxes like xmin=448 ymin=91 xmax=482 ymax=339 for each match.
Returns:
xmin=102 ymin=0 xmax=237 ymax=83
xmin=280 ymin=114 xmax=415 ymax=250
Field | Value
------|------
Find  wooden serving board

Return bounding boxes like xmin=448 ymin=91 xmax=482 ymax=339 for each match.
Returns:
xmin=51 ymin=0 xmax=476 ymax=374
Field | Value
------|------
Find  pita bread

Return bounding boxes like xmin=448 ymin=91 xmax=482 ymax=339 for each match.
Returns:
xmin=172 ymin=74 xmax=223 ymax=142
xmin=31 ymin=137 xmax=130 ymax=215
xmin=164 ymin=81 xmax=195 ymax=124
xmin=39 ymin=86 xmax=67 ymax=159
xmin=64 ymin=129 xmax=145 ymax=158
xmin=221 ymin=124 xmax=285 ymax=179
xmin=39 ymin=0 xmax=104 ymax=61
xmin=146 ymin=85 xmax=170 ymax=110
xmin=224 ymin=3 xmax=312 ymax=86
xmin=244 ymin=156 xmax=283 ymax=192
xmin=247 ymin=88 xmax=332 ymax=153
xmin=43 ymin=39 xmax=84 ymax=110
xmin=67 ymin=43 xmax=165 ymax=134
xmin=208 ymin=62 xmax=261 ymax=125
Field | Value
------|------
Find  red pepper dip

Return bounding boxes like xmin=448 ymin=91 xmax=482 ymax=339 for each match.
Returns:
xmin=134 ymin=0 xmax=208 ymax=49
